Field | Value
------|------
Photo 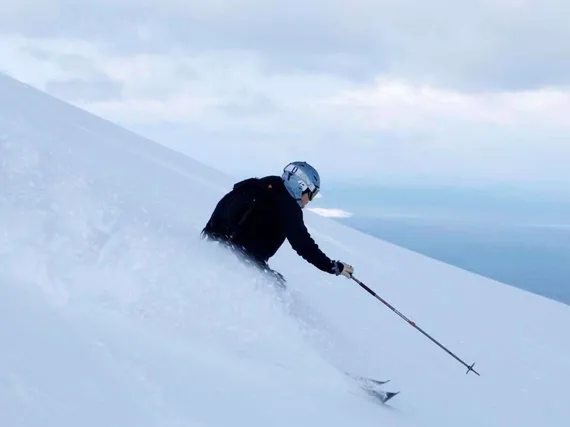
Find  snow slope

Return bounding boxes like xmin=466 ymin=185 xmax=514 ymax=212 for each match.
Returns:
xmin=1 ymin=72 xmax=569 ymax=426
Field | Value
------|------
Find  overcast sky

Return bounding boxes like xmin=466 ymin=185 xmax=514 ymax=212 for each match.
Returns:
xmin=1 ymin=0 xmax=569 ymax=190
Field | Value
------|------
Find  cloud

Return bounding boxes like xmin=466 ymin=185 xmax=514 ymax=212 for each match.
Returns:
xmin=45 ymin=77 xmax=123 ymax=102
xmin=308 ymin=208 xmax=353 ymax=218
xmin=0 ymin=35 xmax=101 ymax=87
xmin=1 ymin=0 xmax=569 ymax=90
xmin=1 ymin=18 xmax=569 ymax=190
xmin=314 ymin=78 xmax=570 ymax=130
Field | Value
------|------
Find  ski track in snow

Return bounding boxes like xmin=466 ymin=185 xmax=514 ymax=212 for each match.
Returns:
xmin=1 ymin=72 xmax=570 ymax=426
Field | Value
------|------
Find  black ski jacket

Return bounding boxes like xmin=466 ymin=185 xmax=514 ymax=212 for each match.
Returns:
xmin=223 ymin=175 xmax=337 ymax=274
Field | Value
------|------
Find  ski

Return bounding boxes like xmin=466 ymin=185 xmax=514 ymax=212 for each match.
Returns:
xmin=365 ymin=388 xmax=400 ymax=404
xmin=346 ymin=373 xmax=400 ymax=404
xmin=351 ymin=375 xmax=391 ymax=386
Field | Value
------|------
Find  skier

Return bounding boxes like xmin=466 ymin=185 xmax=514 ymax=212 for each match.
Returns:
xmin=201 ymin=161 xmax=354 ymax=284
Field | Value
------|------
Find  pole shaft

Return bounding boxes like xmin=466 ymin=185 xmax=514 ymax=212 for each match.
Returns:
xmin=351 ymin=276 xmax=480 ymax=376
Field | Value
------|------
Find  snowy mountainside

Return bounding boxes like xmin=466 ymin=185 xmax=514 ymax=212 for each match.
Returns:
xmin=1 ymin=72 xmax=570 ymax=426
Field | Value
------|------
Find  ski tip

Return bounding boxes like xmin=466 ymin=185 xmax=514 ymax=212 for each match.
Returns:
xmin=381 ymin=391 xmax=400 ymax=403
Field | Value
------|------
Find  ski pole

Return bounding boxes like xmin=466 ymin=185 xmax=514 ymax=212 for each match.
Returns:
xmin=350 ymin=275 xmax=480 ymax=376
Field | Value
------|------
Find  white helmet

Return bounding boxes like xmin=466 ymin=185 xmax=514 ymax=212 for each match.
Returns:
xmin=282 ymin=161 xmax=320 ymax=206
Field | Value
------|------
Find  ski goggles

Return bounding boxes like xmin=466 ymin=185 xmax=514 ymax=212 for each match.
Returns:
xmin=306 ymin=185 xmax=319 ymax=201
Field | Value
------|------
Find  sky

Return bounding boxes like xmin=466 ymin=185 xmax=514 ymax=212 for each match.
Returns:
xmin=1 ymin=0 xmax=569 ymax=190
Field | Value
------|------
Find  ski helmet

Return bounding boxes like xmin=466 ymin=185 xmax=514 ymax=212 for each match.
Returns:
xmin=282 ymin=161 xmax=320 ymax=206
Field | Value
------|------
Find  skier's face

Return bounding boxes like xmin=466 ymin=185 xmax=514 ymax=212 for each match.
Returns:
xmin=300 ymin=192 xmax=310 ymax=208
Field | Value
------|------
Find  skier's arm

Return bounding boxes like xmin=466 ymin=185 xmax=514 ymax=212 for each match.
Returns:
xmin=281 ymin=203 xmax=337 ymax=273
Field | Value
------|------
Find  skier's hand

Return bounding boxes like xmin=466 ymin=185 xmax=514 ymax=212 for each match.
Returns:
xmin=333 ymin=261 xmax=354 ymax=278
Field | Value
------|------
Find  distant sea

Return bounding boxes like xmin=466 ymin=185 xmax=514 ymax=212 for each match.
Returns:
xmin=312 ymin=184 xmax=570 ymax=306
